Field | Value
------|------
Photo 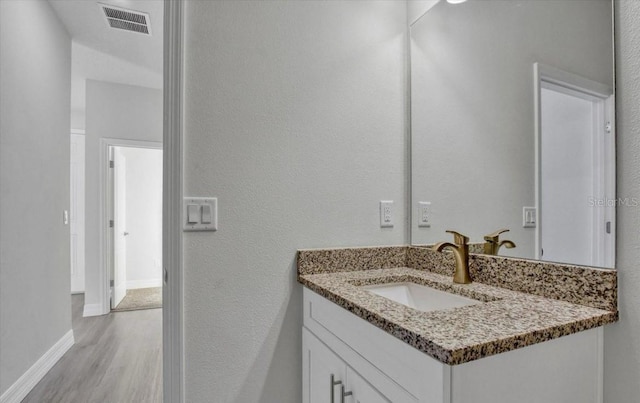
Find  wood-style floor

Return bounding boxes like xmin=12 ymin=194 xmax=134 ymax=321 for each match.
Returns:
xmin=23 ymin=294 xmax=162 ymax=403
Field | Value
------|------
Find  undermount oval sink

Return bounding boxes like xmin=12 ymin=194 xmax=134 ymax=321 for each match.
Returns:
xmin=362 ymin=282 xmax=480 ymax=312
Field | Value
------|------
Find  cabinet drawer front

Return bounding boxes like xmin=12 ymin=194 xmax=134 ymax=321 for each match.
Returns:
xmin=304 ymin=288 xmax=448 ymax=402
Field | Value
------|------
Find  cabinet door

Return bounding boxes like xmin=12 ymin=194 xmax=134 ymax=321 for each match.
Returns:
xmin=303 ymin=328 xmax=346 ymax=403
xmin=345 ymin=367 xmax=392 ymax=403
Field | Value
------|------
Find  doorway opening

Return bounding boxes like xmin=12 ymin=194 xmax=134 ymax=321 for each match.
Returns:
xmin=110 ymin=145 xmax=164 ymax=311
xmin=534 ymin=63 xmax=615 ymax=268
xmin=103 ymin=141 xmax=163 ymax=311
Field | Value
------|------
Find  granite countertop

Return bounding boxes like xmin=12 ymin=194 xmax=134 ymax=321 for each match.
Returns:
xmin=299 ymin=263 xmax=618 ymax=365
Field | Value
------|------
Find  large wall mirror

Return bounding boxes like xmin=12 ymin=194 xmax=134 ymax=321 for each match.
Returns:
xmin=410 ymin=0 xmax=615 ymax=268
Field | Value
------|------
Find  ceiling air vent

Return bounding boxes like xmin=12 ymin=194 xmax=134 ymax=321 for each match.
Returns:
xmin=99 ymin=3 xmax=152 ymax=35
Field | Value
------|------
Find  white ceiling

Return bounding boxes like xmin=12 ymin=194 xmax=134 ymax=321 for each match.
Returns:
xmin=408 ymin=0 xmax=440 ymax=25
xmin=49 ymin=0 xmax=163 ymax=73
xmin=48 ymin=0 xmax=163 ymax=128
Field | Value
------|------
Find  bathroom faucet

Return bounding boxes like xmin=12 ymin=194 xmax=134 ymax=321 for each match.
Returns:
xmin=483 ymin=229 xmax=516 ymax=255
xmin=433 ymin=230 xmax=472 ymax=284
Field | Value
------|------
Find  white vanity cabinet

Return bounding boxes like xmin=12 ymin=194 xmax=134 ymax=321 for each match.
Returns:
xmin=302 ymin=288 xmax=604 ymax=403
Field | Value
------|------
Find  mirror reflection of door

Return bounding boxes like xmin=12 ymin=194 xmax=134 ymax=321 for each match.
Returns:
xmin=539 ymin=71 xmax=615 ymax=267
xmin=112 ymin=147 xmax=128 ymax=308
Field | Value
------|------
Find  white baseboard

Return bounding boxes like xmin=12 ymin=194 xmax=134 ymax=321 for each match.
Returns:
xmin=83 ymin=303 xmax=105 ymax=317
xmin=0 ymin=330 xmax=74 ymax=403
xmin=127 ymin=278 xmax=162 ymax=289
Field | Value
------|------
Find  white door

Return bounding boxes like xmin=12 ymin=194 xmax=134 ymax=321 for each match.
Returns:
xmin=112 ymin=148 xmax=128 ymax=308
xmin=540 ymin=85 xmax=614 ymax=267
xmin=70 ymin=133 xmax=86 ymax=293
xmin=540 ymin=87 xmax=594 ymax=266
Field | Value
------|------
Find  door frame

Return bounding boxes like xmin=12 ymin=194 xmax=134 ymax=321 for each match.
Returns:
xmin=163 ymin=0 xmax=184 ymax=401
xmin=111 ymin=147 xmax=128 ymax=309
xmin=533 ymin=63 xmax=615 ymax=267
xmin=70 ymin=129 xmax=86 ymax=294
xmin=99 ymin=139 xmax=163 ymax=314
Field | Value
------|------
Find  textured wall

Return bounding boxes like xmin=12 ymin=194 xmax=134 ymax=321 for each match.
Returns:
xmin=84 ymin=80 xmax=162 ymax=311
xmin=183 ymin=1 xmax=407 ymax=401
xmin=0 ymin=0 xmax=71 ymax=394
xmin=604 ymin=1 xmax=640 ymax=401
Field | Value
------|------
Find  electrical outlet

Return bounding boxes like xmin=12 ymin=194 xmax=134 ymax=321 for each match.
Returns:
xmin=380 ymin=200 xmax=394 ymax=228
xmin=418 ymin=202 xmax=431 ymax=227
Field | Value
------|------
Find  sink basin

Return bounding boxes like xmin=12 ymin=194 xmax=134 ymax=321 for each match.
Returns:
xmin=362 ymin=282 xmax=480 ymax=312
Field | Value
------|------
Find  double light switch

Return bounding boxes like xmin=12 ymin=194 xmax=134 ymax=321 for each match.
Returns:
xmin=184 ymin=197 xmax=218 ymax=231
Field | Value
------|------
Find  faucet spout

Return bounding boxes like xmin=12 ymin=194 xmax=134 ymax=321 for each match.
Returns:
xmin=433 ymin=241 xmax=457 ymax=253
xmin=432 ymin=231 xmax=471 ymax=284
xmin=483 ymin=229 xmax=516 ymax=255
xmin=498 ymin=240 xmax=516 ymax=250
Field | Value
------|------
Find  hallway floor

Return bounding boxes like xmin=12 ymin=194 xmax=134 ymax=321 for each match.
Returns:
xmin=23 ymin=294 xmax=162 ymax=403
xmin=113 ymin=287 xmax=162 ymax=312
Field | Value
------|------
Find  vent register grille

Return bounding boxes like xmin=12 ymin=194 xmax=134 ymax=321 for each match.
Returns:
xmin=99 ymin=3 xmax=151 ymax=35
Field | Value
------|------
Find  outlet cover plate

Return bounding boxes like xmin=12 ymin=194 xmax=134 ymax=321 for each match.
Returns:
xmin=380 ymin=200 xmax=394 ymax=228
xmin=418 ymin=201 xmax=431 ymax=227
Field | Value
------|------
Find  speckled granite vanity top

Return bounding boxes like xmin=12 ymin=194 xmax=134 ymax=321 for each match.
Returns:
xmin=297 ymin=246 xmax=618 ymax=365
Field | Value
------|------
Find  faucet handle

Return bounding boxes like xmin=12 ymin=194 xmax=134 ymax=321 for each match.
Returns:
xmin=445 ymin=230 xmax=469 ymax=245
xmin=484 ymin=228 xmax=510 ymax=242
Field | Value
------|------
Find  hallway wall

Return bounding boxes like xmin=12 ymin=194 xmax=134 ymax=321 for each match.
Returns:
xmin=0 ymin=0 xmax=72 ymax=395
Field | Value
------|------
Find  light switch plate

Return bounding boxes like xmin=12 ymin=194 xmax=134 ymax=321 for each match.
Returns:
xmin=523 ymin=206 xmax=537 ymax=228
xmin=184 ymin=197 xmax=218 ymax=231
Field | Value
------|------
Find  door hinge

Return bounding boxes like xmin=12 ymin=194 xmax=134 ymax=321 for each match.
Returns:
xmin=109 ymin=219 xmax=114 ymax=228
xmin=109 ymin=160 xmax=114 ymax=168
xmin=605 ymin=121 xmax=612 ymax=134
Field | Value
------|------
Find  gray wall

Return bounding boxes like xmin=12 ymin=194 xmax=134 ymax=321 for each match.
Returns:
xmin=0 ymin=0 xmax=72 ymax=394
xmin=183 ymin=1 xmax=407 ymax=401
xmin=410 ymin=0 xmax=613 ymax=257
xmin=84 ymin=80 xmax=163 ymax=311
xmin=604 ymin=1 xmax=640 ymax=401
